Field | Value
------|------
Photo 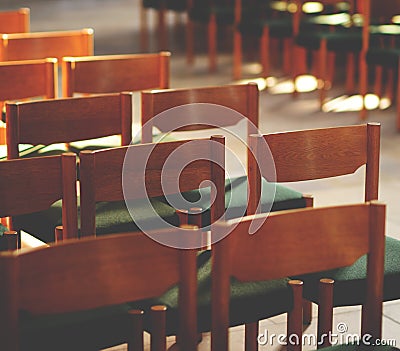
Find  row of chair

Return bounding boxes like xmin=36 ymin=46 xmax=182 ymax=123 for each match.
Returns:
xmin=0 ymin=135 xmax=394 ymax=350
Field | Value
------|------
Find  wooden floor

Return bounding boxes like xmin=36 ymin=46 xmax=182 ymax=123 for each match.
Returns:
xmin=1 ymin=0 xmax=399 ymax=349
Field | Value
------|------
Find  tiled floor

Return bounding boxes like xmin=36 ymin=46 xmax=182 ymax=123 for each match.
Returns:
xmin=2 ymin=0 xmax=399 ymax=349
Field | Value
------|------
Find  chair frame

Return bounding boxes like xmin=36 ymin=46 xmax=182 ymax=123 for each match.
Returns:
xmin=211 ymin=202 xmax=386 ymax=351
xmin=0 ymin=226 xmax=199 ymax=350
xmin=0 ymin=153 xmax=78 ymax=243
xmin=79 ymin=135 xmax=226 ymax=238
xmin=62 ymin=51 xmax=170 ymax=97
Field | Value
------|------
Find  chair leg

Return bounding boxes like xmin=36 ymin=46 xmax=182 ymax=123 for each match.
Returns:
xmin=186 ymin=19 xmax=195 ymax=65
xmin=128 ymin=310 xmax=144 ymax=351
xmin=282 ymin=38 xmax=293 ymax=75
xmin=359 ymin=50 xmax=368 ymax=121
xmin=140 ymin=4 xmax=149 ymax=52
xmin=150 ymin=305 xmax=167 ymax=351
xmin=260 ymin=26 xmax=270 ymax=78
xmin=302 ymin=298 xmax=312 ymax=325
xmin=317 ymin=279 xmax=334 ymax=349
xmin=208 ymin=13 xmax=217 ymax=72
xmin=318 ymin=39 xmax=328 ymax=110
xmin=245 ymin=322 xmax=258 ymax=351
xmin=287 ymin=280 xmax=303 ymax=351
xmin=158 ymin=5 xmax=167 ymax=51
xmin=292 ymin=46 xmax=307 ymax=98
xmin=233 ymin=29 xmax=242 ymax=80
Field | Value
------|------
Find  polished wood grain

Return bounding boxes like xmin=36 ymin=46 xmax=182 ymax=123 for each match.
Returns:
xmin=6 ymin=92 xmax=133 ymax=159
xmin=0 ymin=28 xmax=93 ymax=62
xmin=0 ymin=8 xmax=30 ymax=34
xmin=0 ymin=226 xmax=200 ymax=350
xmin=211 ymin=202 xmax=386 ymax=351
xmin=0 ymin=153 xmax=78 ymax=241
xmin=62 ymin=52 xmax=170 ymax=97
xmin=141 ymin=83 xmax=259 ymax=143
xmin=79 ymin=136 xmax=225 ymax=237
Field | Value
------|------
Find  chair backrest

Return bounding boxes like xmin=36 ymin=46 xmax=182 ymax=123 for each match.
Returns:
xmin=5 ymin=92 xmax=133 ymax=159
xmin=0 ymin=28 xmax=94 ymax=62
xmin=0 ymin=8 xmax=30 ymax=34
xmin=0 ymin=226 xmax=199 ymax=350
xmin=62 ymin=51 xmax=170 ymax=97
xmin=0 ymin=58 xmax=58 ymax=111
xmin=248 ymin=123 xmax=380 ymax=213
xmin=0 ymin=153 xmax=78 ymax=242
xmin=211 ymin=202 xmax=386 ymax=351
xmin=79 ymin=135 xmax=226 ymax=237
xmin=140 ymin=83 xmax=259 ymax=143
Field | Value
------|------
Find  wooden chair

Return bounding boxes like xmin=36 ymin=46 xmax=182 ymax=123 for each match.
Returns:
xmin=0 ymin=8 xmax=30 ymax=34
xmin=62 ymin=51 xmax=170 ymax=97
xmin=0 ymin=28 xmax=94 ymax=62
xmin=0 ymin=153 xmax=78 ymax=245
xmin=6 ymin=92 xmax=133 ymax=160
xmin=0 ymin=58 xmax=57 ymax=149
xmin=141 ymin=83 xmax=307 ymax=226
xmin=359 ymin=0 xmax=400 ymax=127
xmin=249 ymin=123 xmax=400 ymax=329
xmin=5 ymin=93 xmax=132 ymax=242
xmin=211 ymin=202 xmax=387 ymax=351
xmin=0 ymin=226 xmax=199 ymax=351
xmin=140 ymin=0 xmax=188 ymax=52
xmin=79 ymin=135 xmax=225 ymax=238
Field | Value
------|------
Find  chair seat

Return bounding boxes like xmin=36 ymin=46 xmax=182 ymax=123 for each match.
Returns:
xmin=20 ymin=303 xmax=133 ymax=351
xmin=16 ymin=175 xmax=305 ymax=242
xmin=189 ymin=6 xmax=235 ymax=25
xmin=366 ymin=48 xmax=400 ymax=68
xmin=132 ymin=250 xmax=293 ymax=335
xmin=295 ymin=30 xmax=362 ymax=52
xmin=143 ymin=0 xmax=187 ymax=11
xmin=296 ymin=236 xmax=400 ymax=306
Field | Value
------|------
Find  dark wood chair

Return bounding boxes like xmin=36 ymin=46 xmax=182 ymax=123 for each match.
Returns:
xmin=62 ymin=51 xmax=170 ymax=97
xmin=211 ymin=202 xmax=387 ymax=350
xmin=249 ymin=123 xmax=400 ymax=329
xmin=0 ymin=58 xmax=57 ymax=150
xmin=0 ymin=226 xmax=199 ymax=351
xmin=5 ymin=93 xmax=132 ymax=242
xmin=141 ymin=83 xmax=307 ymax=226
xmin=79 ymin=135 xmax=225 ymax=238
xmin=0 ymin=28 xmax=94 ymax=62
xmin=0 ymin=153 xmax=78 ymax=245
xmin=0 ymin=8 xmax=30 ymax=34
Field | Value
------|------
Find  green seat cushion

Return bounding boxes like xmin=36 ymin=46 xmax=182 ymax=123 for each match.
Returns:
xmin=15 ymin=195 xmax=179 ymax=243
xmin=143 ymin=0 xmax=187 ymax=11
xmin=131 ymin=250 xmax=293 ymax=335
xmin=296 ymin=236 xmax=400 ymax=306
xmin=15 ymin=175 xmax=305 ymax=243
xmin=0 ymin=223 xmax=10 ymax=251
xmin=20 ymin=303 xmax=134 ymax=351
xmin=189 ymin=5 xmax=235 ymax=25
xmin=366 ymin=48 xmax=400 ymax=68
xmin=295 ymin=30 xmax=362 ymax=52
xmin=175 ymin=175 xmax=306 ymax=228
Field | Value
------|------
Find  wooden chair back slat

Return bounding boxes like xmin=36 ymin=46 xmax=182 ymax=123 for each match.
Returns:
xmin=0 ymin=29 xmax=94 ymax=62
xmin=0 ymin=8 xmax=30 ymax=34
xmin=6 ymin=92 xmax=133 ymax=159
xmin=62 ymin=52 xmax=170 ymax=97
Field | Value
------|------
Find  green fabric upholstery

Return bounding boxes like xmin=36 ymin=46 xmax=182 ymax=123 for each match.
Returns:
xmin=366 ymin=48 xmax=400 ymax=68
xmin=320 ymin=344 xmax=399 ymax=351
xmin=0 ymin=223 xmax=9 ymax=251
xmin=20 ymin=304 xmax=134 ymax=351
xmin=176 ymin=175 xmax=306 ymax=228
xmin=16 ymin=175 xmax=305 ymax=243
xmin=143 ymin=0 xmax=187 ymax=11
xmin=188 ymin=5 xmax=235 ymax=25
xmin=131 ymin=250 xmax=293 ymax=335
xmin=296 ymin=236 xmax=400 ymax=306
xmin=15 ymin=195 xmax=179 ymax=243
